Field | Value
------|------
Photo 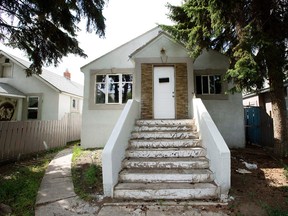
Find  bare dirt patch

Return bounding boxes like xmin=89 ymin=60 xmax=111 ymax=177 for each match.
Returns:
xmin=222 ymin=145 xmax=288 ymax=215
xmin=73 ymin=145 xmax=288 ymax=215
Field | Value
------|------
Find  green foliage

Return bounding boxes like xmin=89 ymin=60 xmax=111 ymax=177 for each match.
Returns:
xmin=163 ymin=0 xmax=288 ymax=93
xmin=72 ymin=145 xmax=84 ymax=162
xmin=264 ymin=204 xmax=288 ymax=216
xmin=84 ymin=164 xmax=101 ymax=186
xmin=284 ymin=164 xmax=288 ymax=179
xmin=0 ymin=151 xmax=59 ymax=215
xmin=0 ymin=0 xmax=106 ymax=75
xmin=71 ymin=148 xmax=103 ymax=201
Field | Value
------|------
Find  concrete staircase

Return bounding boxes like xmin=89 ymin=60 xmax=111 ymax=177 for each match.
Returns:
xmin=114 ymin=119 xmax=220 ymax=200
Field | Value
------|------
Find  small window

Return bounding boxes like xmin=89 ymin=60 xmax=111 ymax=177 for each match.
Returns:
xmin=72 ymin=99 xmax=76 ymax=108
xmin=196 ymin=75 xmax=222 ymax=95
xmin=27 ymin=96 xmax=39 ymax=119
xmin=95 ymin=74 xmax=133 ymax=104
xmin=71 ymin=98 xmax=79 ymax=112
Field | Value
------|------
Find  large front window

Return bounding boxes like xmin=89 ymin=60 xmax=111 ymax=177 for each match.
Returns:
xmin=95 ymin=74 xmax=133 ymax=104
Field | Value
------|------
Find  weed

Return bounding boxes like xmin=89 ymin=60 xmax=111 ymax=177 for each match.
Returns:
xmin=71 ymin=148 xmax=103 ymax=202
xmin=0 ymin=150 xmax=59 ymax=216
xmin=72 ymin=145 xmax=84 ymax=162
xmin=261 ymin=202 xmax=288 ymax=216
xmin=284 ymin=164 xmax=288 ymax=180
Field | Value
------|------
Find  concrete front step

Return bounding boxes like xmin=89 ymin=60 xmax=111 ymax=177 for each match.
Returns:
xmin=130 ymin=139 xmax=202 ymax=149
xmin=119 ymin=168 xmax=214 ymax=183
xmin=136 ymin=119 xmax=194 ymax=127
xmin=122 ymin=157 xmax=209 ymax=169
xmin=114 ymin=182 xmax=219 ymax=200
xmin=134 ymin=125 xmax=196 ymax=132
xmin=131 ymin=131 xmax=198 ymax=139
xmin=126 ymin=147 xmax=206 ymax=158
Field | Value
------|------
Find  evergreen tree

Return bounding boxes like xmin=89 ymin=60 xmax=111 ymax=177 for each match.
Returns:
xmin=162 ymin=0 xmax=288 ymax=156
xmin=0 ymin=0 xmax=106 ymax=75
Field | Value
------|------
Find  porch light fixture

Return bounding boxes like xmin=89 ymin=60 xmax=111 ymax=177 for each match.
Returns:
xmin=160 ymin=48 xmax=168 ymax=63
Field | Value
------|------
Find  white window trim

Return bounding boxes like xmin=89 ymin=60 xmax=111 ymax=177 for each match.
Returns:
xmin=27 ymin=95 xmax=40 ymax=120
xmin=89 ymin=68 xmax=134 ymax=110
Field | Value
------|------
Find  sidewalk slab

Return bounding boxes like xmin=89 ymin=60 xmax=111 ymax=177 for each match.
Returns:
xmin=97 ymin=205 xmax=228 ymax=216
xmin=35 ymin=149 xmax=76 ymax=205
xmin=35 ymin=197 xmax=99 ymax=216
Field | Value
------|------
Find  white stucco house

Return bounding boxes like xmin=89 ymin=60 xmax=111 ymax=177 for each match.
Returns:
xmin=80 ymin=27 xmax=245 ymax=200
xmin=0 ymin=50 xmax=83 ymax=121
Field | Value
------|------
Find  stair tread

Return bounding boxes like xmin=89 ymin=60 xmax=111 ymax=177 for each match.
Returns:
xmin=123 ymin=157 xmax=208 ymax=162
xmin=120 ymin=168 xmax=212 ymax=174
xmin=115 ymin=182 xmax=217 ymax=190
xmin=127 ymin=147 xmax=205 ymax=151
xmin=130 ymin=139 xmax=201 ymax=143
xmin=136 ymin=119 xmax=194 ymax=125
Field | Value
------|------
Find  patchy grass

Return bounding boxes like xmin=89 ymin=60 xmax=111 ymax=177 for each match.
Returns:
xmin=71 ymin=146 xmax=103 ymax=202
xmin=284 ymin=164 xmax=288 ymax=179
xmin=0 ymin=147 xmax=64 ymax=216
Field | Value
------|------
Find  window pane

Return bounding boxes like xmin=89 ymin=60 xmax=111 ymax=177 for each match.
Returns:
xmin=196 ymin=76 xmax=202 ymax=94
xmin=72 ymin=99 xmax=76 ymax=108
xmin=108 ymin=75 xmax=119 ymax=82
xmin=202 ymin=76 xmax=209 ymax=94
xmin=122 ymin=83 xmax=132 ymax=103
xmin=108 ymin=83 xmax=119 ymax=103
xmin=28 ymin=97 xmax=38 ymax=108
xmin=96 ymin=84 xmax=106 ymax=104
xmin=28 ymin=109 xmax=38 ymax=119
xmin=122 ymin=74 xmax=133 ymax=82
xmin=215 ymin=75 xmax=221 ymax=94
xmin=96 ymin=75 xmax=106 ymax=83
xmin=209 ymin=76 xmax=215 ymax=94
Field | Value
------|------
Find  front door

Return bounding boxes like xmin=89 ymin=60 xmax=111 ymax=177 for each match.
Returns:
xmin=153 ymin=66 xmax=175 ymax=119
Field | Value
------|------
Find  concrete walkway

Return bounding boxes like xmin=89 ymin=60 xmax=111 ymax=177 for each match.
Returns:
xmin=35 ymin=148 xmax=229 ymax=216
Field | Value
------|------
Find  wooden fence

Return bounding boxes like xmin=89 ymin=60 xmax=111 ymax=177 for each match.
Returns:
xmin=0 ymin=113 xmax=82 ymax=162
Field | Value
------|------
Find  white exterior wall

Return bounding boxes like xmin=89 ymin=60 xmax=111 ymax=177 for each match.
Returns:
xmin=80 ymin=71 xmax=124 ymax=148
xmin=80 ymin=28 xmax=161 ymax=148
xmin=194 ymin=50 xmax=245 ymax=148
xmin=202 ymin=96 xmax=245 ymax=148
xmin=1 ymin=63 xmax=60 ymax=120
xmin=58 ymin=94 xmax=71 ymax=119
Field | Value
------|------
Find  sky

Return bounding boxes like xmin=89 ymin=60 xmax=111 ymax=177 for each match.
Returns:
xmin=0 ymin=0 xmax=183 ymax=84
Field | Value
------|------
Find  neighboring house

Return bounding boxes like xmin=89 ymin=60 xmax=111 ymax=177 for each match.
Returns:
xmin=81 ymin=27 xmax=245 ymax=149
xmin=0 ymin=50 xmax=83 ymax=121
xmin=243 ymin=81 xmax=288 ymax=118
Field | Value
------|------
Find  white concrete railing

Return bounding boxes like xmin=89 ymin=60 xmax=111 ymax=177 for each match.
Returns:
xmin=193 ymin=98 xmax=230 ymax=195
xmin=102 ymin=99 xmax=140 ymax=197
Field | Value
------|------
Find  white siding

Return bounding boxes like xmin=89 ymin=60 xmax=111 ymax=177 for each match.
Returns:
xmin=194 ymin=50 xmax=245 ymax=148
xmin=1 ymin=63 xmax=60 ymax=120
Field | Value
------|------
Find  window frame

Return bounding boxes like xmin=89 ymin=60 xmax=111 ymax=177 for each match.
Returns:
xmin=27 ymin=96 xmax=40 ymax=120
xmin=194 ymin=69 xmax=228 ymax=100
xmin=196 ymin=74 xmax=222 ymax=95
xmin=71 ymin=97 xmax=80 ymax=112
xmin=89 ymin=69 xmax=134 ymax=110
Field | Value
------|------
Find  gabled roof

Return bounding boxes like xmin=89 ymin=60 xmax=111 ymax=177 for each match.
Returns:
xmin=129 ymin=31 xmax=187 ymax=58
xmin=0 ymin=50 xmax=83 ymax=97
xmin=0 ymin=83 xmax=26 ymax=98
xmin=80 ymin=26 xmax=162 ymax=70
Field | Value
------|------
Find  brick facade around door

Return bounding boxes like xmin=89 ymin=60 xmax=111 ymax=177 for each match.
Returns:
xmin=141 ymin=63 xmax=188 ymax=119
